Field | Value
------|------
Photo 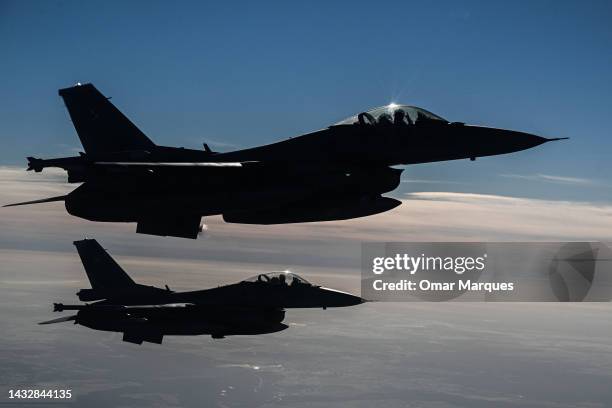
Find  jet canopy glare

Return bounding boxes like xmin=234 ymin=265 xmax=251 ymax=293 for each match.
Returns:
xmin=243 ymin=271 xmax=312 ymax=286
xmin=334 ymin=104 xmax=447 ymax=126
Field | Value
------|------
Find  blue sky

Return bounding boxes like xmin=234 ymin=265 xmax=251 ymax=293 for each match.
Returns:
xmin=1 ymin=0 xmax=611 ymax=201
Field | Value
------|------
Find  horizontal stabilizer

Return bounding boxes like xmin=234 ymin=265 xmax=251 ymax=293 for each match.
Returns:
xmin=3 ymin=195 xmax=67 ymax=208
xmin=39 ymin=315 xmax=77 ymax=325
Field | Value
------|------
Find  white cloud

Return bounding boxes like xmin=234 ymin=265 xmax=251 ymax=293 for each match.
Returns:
xmin=500 ymin=173 xmax=599 ymax=186
xmin=3 ymin=167 xmax=609 ymax=295
xmin=401 ymin=178 xmax=465 ymax=185
xmin=2 ymin=168 xmax=612 ymax=246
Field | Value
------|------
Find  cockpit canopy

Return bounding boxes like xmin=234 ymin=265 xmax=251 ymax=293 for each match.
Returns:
xmin=334 ymin=104 xmax=447 ymax=126
xmin=243 ymin=271 xmax=312 ymax=286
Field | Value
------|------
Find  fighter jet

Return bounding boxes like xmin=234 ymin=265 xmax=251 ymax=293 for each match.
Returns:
xmin=5 ymin=83 xmax=566 ymax=238
xmin=39 ymin=239 xmax=364 ymax=344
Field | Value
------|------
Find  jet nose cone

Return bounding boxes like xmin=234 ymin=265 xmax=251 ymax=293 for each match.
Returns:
xmin=523 ymin=132 xmax=548 ymax=147
xmin=346 ymin=294 xmax=367 ymax=306
xmin=319 ymin=287 xmax=365 ymax=307
xmin=464 ymin=125 xmax=557 ymax=156
xmin=511 ymin=133 xmax=569 ymax=149
xmin=500 ymin=129 xmax=549 ymax=151
xmin=348 ymin=295 xmax=365 ymax=307
xmin=334 ymin=292 xmax=365 ymax=307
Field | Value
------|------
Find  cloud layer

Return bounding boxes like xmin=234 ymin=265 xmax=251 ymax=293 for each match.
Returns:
xmin=2 ymin=166 xmax=612 ymax=292
xmin=2 ymin=167 xmax=612 ymax=251
xmin=499 ymin=173 xmax=601 ymax=186
xmin=2 ymin=169 xmax=612 ymax=408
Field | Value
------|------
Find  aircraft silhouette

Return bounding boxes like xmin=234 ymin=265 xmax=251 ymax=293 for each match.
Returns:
xmin=5 ymin=83 xmax=566 ymax=238
xmin=39 ymin=239 xmax=364 ymax=344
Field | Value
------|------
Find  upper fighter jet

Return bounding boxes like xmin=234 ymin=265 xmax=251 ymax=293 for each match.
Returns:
xmin=40 ymin=239 xmax=363 ymax=344
xmin=5 ymin=83 xmax=566 ymax=238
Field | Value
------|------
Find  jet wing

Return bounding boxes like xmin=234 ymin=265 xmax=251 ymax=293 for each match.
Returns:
xmin=136 ymin=215 xmax=202 ymax=239
xmin=94 ymin=161 xmax=255 ymax=168
xmin=90 ymin=161 xmax=258 ymax=179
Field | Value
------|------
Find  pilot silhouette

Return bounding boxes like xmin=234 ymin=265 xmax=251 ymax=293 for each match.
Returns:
xmin=357 ymin=112 xmax=376 ymax=126
xmin=393 ymin=109 xmax=407 ymax=125
xmin=377 ymin=113 xmax=393 ymax=126
xmin=416 ymin=111 xmax=430 ymax=124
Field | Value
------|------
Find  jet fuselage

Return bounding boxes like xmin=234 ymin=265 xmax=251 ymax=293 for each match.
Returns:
xmin=8 ymin=84 xmax=564 ymax=238
xmin=42 ymin=239 xmax=365 ymax=343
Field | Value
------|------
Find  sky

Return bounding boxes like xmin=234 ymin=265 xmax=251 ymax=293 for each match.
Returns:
xmin=1 ymin=1 xmax=612 ymax=407
xmin=1 ymin=0 xmax=612 ymax=202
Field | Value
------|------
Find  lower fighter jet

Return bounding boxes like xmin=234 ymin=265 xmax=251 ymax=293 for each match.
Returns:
xmin=5 ymin=83 xmax=566 ymax=238
xmin=39 ymin=239 xmax=364 ymax=344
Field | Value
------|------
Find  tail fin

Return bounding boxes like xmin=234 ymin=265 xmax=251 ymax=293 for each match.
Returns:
xmin=59 ymin=83 xmax=156 ymax=154
xmin=73 ymin=239 xmax=136 ymax=291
